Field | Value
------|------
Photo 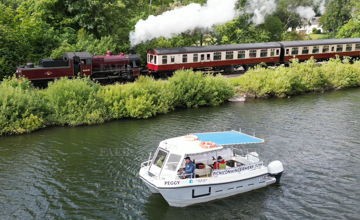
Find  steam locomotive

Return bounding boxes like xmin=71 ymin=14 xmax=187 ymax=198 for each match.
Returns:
xmin=16 ymin=38 xmax=360 ymax=83
xmin=16 ymin=51 xmax=141 ymax=83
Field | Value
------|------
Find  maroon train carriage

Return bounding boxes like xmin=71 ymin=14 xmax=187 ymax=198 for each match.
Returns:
xmin=147 ymin=42 xmax=282 ymax=75
xmin=280 ymin=38 xmax=360 ymax=62
xmin=16 ymin=51 xmax=141 ymax=83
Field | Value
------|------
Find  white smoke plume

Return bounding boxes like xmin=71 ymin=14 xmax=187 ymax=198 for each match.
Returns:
xmin=295 ymin=6 xmax=316 ymax=21
xmin=315 ymin=0 xmax=326 ymax=14
xmin=245 ymin=0 xmax=277 ymax=25
xmin=130 ymin=0 xmax=238 ymax=46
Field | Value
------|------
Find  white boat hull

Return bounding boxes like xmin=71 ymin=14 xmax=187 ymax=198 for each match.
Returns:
xmin=158 ymin=175 xmax=276 ymax=207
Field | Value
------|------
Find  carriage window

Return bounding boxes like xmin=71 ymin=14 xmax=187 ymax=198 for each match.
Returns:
xmin=154 ymin=56 xmax=157 ymax=64
xmin=226 ymin=51 xmax=234 ymax=60
xmin=207 ymin=54 xmax=211 ymax=60
xmin=201 ymin=54 xmax=205 ymax=61
xmin=286 ymin=49 xmax=290 ymax=55
xmin=164 ymin=154 xmax=181 ymax=171
xmin=336 ymin=45 xmax=343 ymax=52
xmin=214 ymin=52 xmax=221 ymax=60
xmin=313 ymin=46 xmax=319 ymax=54
xmin=162 ymin=56 xmax=167 ymax=64
xmin=270 ymin=49 xmax=275 ymax=57
xmin=260 ymin=49 xmax=268 ymax=57
xmin=291 ymin=48 xmax=298 ymax=55
xmin=276 ymin=49 xmax=280 ymax=55
xmin=170 ymin=56 xmax=175 ymax=63
xmin=323 ymin=45 xmax=329 ymax=53
xmin=302 ymin=47 xmax=309 ymax=54
xmin=346 ymin=44 xmax=352 ymax=51
xmin=238 ymin=50 xmax=245 ymax=59
xmin=356 ymin=44 xmax=360 ymax=51
xmin=249 ymin=50 xmax=257 ymax=58
xmin=193 ymin=54 xmax=198 ymax=62
xmin=150 ymin=55 xmax=153 ymax=63
xmin=153 ymin=149 xmax=167 ymax=168
xmin=182 ymin=54 xmax=187 ymax=63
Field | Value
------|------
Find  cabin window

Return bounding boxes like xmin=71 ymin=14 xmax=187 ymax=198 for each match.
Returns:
xmin=226 ymin=51 xmax=234 ymax=60
xmin=162 ymin=56 xmax=167 ymax=64
xmin=291 ymin=48 xmax=298 ymax=55
xmin=153 ymin=149 xmax=167 ymax=168
xmin=238 ymin=50 xmax=245 ymax=59
xmin=270 ymin=49 xmax=275 ymax=57
xmin=276 ymin=49 xmax=280 ymax=55
xmin=214 ymin=52 xmax=221 ymax=60
xmin=207 ymin=54 xmax=211 ymax=60
xmin=260 ymin=49 xmax=268 ymax=57
xmin=154 ymin=56 xmax=157 ymax=64
xmin=286 ymin=49 xmax=290 ymax=55
xmin=336 ymin=45 xmax=343 ymax=52
xmin=323 ymin=45 xmax=329 ymax=53
xmin=302 ymin=47 xmax=309 ymax=54
xmin=346 ymin=44 xmax=352 ymax=51
xmin=201 ymin=54 xmax=205 ymax=61
xmin=170 ymin=56 xmax=175 ymax=63
xmin=182 ymin=54 xmax=187 ymax=63
xmin=164 ymin=154 xmax=181 ymax=171
xmin=193 ymin=54 xmax=198 ymax=62
xmin=313 ymin=46 xmax=319 ymax=54
xmin=249 ymin=50 xmax=257 ymax=58
xmin=149 ymin=55 xmax=153 ymax=63
xmin=356 ymin=44 xmax=360 ymax=51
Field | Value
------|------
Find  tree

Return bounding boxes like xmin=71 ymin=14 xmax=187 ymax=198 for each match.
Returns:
xmin=320 ymin=0 xmax=352 ymax=34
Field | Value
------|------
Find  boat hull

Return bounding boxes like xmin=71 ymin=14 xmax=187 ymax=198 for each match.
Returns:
xmin=158 ymin=175 xmax=275 ymax=207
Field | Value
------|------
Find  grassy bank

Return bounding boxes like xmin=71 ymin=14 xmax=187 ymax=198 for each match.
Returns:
xmin=0 ymin=70 xmax=234 ymax=135
xmin=230 ymin=58 xmax=360 ymax=98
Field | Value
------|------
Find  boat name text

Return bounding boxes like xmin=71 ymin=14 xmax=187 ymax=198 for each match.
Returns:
xmin=164 ymin=180 xmax=180 ymax=185
xmin=212 ymin=162 xmax=263 ymax=176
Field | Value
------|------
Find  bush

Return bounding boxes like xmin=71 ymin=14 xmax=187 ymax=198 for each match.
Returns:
xmin=230 ymin=58 xmax=360 ymax=98
xmin=0 ymin=72 xmax=234 ymax=135
xmin=169 ymin=70 xmax=234 ymax=108
xmin=0 ymin=77 xmax=47 ymax=135
xmin=99 ymin=76 xmax=175 ymax=119
xmin=44 ymin=77 xmax=106 ymax=126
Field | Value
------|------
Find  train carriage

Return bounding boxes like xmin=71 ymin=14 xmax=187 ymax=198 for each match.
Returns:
xmin=280 ymin=38 xmax=360 ymax=62
xmin=147 ymin=42 xmax=282 ymax=74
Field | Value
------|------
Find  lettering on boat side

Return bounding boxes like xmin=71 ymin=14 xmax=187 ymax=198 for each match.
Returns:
xmin=164 ymin=181 xmax=180 ymax=185
xmin=212 ymin=162 xmax=263 ymax=176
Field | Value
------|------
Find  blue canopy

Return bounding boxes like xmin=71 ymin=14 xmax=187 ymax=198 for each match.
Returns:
xmin=193 ymin=131 xmax=264 ymax=145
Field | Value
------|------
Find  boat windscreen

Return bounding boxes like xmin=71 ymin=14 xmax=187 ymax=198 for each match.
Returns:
xmin=153 ymin=149 xmax=167 ymax=168
xmin=164 ymin=153 xmax=181 ymax=171
xmin=193 ymin=131 xmax=264 ymax=145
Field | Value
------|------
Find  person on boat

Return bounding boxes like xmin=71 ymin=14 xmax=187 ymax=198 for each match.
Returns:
xmin=183 ymin=156 xmax=195 ymax=178
xmin=213 ymin=156 xmax=226 ymax=169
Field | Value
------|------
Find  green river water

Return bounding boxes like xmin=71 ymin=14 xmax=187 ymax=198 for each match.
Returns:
xmin=1 ymin=89 xmax=359 ymax=219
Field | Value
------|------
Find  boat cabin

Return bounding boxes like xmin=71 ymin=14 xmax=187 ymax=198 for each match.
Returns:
xmin=146 ymin=131 xmax=264 ymax=180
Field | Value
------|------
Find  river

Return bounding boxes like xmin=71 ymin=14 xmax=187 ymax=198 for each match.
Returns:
xmin=1 ymin=88 xmax=359 ymax=219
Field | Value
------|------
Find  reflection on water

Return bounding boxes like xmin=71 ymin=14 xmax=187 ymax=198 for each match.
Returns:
xmin=1 ymin=88 xmax=360 ymax=219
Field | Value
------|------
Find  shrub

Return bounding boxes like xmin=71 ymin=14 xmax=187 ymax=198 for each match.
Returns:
xmin=99 ymin=76 xmax=175 ymax=119
xmin=0 ymin=77 xmax=47 ymax=135
xmin=230 ymin=58 xmax=360 ymax=98
xmin=169 ymin=70 xmax=234 ymax=108
xmin=44 ymin=77 xmax=106 ymax=126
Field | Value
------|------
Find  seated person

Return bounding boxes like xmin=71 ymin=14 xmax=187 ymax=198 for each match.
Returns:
xmin=181 ymin=156 xmax=195 ymax=178
xmin=178 ymin=157 xmax=195 ymax=179
xmin=213 ymin=156 xmax=226 ymax=169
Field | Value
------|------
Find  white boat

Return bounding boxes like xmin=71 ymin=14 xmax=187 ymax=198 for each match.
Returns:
xmin=139 ymin=130 xmax=284 ymax=207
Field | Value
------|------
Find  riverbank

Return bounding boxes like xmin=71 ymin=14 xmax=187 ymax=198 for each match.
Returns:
xmin=230 ymin=58 xmax=360 ymax=98
xmin=0 ymin=70 xmax=234 ymax=135
xmin=2 ymin=58 xmax=360 ymax=136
